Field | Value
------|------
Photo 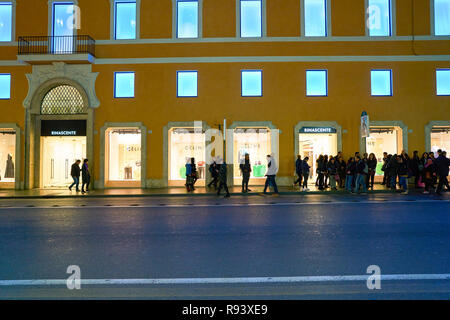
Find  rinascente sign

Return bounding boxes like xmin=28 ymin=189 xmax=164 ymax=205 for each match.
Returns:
xmin=41 ymin=120 xmax=87 ymax=137
xmin=299 ymin=127 xmax=337 ymax=134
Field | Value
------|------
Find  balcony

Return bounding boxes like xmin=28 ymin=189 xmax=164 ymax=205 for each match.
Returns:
xmin=17 ymin=35 xmax=95 ymax=64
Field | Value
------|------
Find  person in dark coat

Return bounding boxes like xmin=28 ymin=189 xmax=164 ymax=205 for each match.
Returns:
xmin=207 ymin=157 xmax=219 ymax=190
xmin=240 ymin=153 xmax=252 ymax=193
xmin=388 ymin=154 xmax=398 ymax=190
xmin=422 ymin=158 xmax=436 ymax=194
xmin=301 ymin=156 xmax=311 ymax=192
xmin=353 ymin=155 xmax=368 ymax=194
xmin=345 ymin=157 xmax=356 ymax=192
xmin=435 ymin=151 xmax=450 ymax=195
xmin=396 ymin=156 xmax=409 ymax=194
xmin=293 ymin=155 xmax=303 ymax=188
xmin=69 ymin=159 xmax=81 ymax=192
xmin=81 ymin=159 xmax=90 ymax=194
xmin=327 ymin=157 xmax=338 ymax=190
xmin=217 ymin=158 xmax=230 ymax=198
xmin=381 ymin=152 xmax=388 ymax=185
xmin=316 ymin=155 xmax=326 ymax=191
xmin=367 ymin=153 xmax=377 ymax=190
xmin=411 ymin=151 xmax=421 ymax=188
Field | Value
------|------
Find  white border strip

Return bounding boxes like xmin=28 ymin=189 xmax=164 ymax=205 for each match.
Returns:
xmin=1 ymin=274 xmax=449 ymax=286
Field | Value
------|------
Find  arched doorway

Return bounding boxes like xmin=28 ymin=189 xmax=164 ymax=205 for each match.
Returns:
xmin=25 ymin=80 xmax=95 ymax=189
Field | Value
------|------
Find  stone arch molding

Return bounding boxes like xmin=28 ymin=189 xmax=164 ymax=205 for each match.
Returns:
xmin=23 ymin=62 xmax=100 ymax=110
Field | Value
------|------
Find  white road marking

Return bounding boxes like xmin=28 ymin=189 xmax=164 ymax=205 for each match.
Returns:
xmin=0 ymin=199 xmax=448 ymax=210
xmin=0 ymin=274 xmax=449 ymax=286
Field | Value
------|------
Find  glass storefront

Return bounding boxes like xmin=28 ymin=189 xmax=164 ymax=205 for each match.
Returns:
xmin=299 ymin=128 xmax=338 ymax=181
xmin=0 ymin=129 xmax=16 ymax=186
xmin=169 ymin=128 xmax=205 ymax=186
xmin=41 ymin=136 xmax=86 ymax=188
xmin=430 ymin=127 xmax=450 ymax=156
xmin=233 ymin=128 xmax=271 ymax=184
xmin=106 ymin=128 xmax=142 ymax=182
xmin=366 ymin=126 xmax=402 ymax=176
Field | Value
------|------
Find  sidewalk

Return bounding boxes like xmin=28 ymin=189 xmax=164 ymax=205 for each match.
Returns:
xmin=0 ymin=184 xmax=403 ymax=199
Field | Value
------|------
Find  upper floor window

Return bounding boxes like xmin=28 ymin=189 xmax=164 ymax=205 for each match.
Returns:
xmin=367 ymin=0 xmax=392 ymax=36
xmin=0 ymin=2 xmax=12 ymax=42
xmin=241 ymin=70 xmax=262 ymax=96
xmin=436 ymin=69 xmax=450 ymax=95
xmin=0 ymin=74 xmax=11 ymax=99
xmin=240 ymin=0 xmax=262 ymax=37
xmin=304 ymin=0 xmax=327 ymax=37
xmin=177 ymin=71 xmax=198 ymax=97
xmin=306 ymin=70 xmax=328 ymax=96
xmin=114 ymin=72 xmax=135 ymax=98
xmin=177 ymin=0 xmax=199 ymax=38
xmin=114 ymin=0 xmax=137 ymax=40
xmin=371 ymin=70 xmax=392 ymax=96
xmin=434 ymin=0 xmax=450 ymax=35
xmin=52 ymin=2 xmax=74 ymax=37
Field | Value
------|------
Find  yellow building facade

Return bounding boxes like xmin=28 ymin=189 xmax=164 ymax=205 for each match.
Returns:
xmin=0 ymin=0 xmax=449 ymax=189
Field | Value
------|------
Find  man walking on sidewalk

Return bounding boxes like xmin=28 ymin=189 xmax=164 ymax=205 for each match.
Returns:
xmin=69 ymin=160 xmax=81 ymax=192
xmin=435 ymin=151 xmax=450 ymax=196
xmin=217 ymin=157 xmax=230 ymax=198
xmin=262 ymin=153 xmax=279 ymax=196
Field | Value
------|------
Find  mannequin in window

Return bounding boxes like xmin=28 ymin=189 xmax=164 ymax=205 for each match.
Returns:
xmin=4 ymin=154 xmax=14 ymax=179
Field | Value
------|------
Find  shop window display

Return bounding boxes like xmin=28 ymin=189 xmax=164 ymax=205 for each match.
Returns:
xmin=107 ymin=129 xmax=141 ymax=181
xmin=366 ymin=127 xmax=402 ymax=176
xmin=431 ymin=127 xmax=450 ymax=156
xmin=299 ymin=132 xmax=337 ymax=181
xmin=169 ymin=128 xmax=205 ymax=182
xmin=0 ymin=129 xmax=15 ymax=183
xmin=233 ymin=128 xmax=271 ymax=180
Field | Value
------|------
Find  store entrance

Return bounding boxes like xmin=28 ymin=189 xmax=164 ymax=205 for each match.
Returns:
xmin=366 ymin=126 xmax=403 ymax=178
xmin=41 ymin=136 xmax=86 ymax=188
xmin=430 ymin=127 xmax=450 ymax=156
xmin=298 ymin=128 xmax=338 ymax=182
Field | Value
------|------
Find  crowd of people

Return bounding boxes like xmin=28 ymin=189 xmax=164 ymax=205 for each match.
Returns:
xmin=183 ymin=149 xmax=449 ymax=198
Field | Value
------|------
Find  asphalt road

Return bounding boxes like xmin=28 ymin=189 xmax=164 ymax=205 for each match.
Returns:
xmin=0 ymin=193 xmax=449 ymax=299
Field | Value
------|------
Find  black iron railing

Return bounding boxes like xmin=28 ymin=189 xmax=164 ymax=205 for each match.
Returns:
xmin=18 ymin=35 xmax=95 ymax=56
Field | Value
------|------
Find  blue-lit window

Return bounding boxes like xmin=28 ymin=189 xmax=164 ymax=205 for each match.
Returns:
xmin=434 ymin=0 xmax=450 ymax=35
xmin=436 ymin=69 xmax=450 ymax=95
xmin=114 ymin=72 xmax=135 ymax=98
xmin=115 ymin=1 xmax=136 ymax=40
xmin=241 ymin=70 xmax=262 ymax=96
xmin=177 ymin=0 xmax=198 ymax=38
xmin=371 ymin=70 xmax=392 ymax=96
xmin=306 ymin=70 xmax=327 ymax=96
xmin=52 ymin=2 xmax=74 ymax=53
xmin=304 ymin=0 xmax=327 ymax=37
xmin=240 ymin=0 xmax=262 ymax=38
xmin=177 ymin=71 xmax=198 ymax=97
xmin=368 ymin=0 xmax=392 ymax=36
xmin=0 ymin=2 xmax=12 ymax=42
xmin=0 ymin=74 xmax=11 ymax=99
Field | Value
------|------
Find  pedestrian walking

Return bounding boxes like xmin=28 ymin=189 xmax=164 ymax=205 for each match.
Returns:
xmin=262 ymin=153 xmax=279 ymax=195
xmin=301 ymin=156 xmax=310 ymax=192
xmin=293 ymin=155 xmax=303 ymax=188
xmin=207 ymin=157 xmax=219 ymax=190
xmin=81 ymin=159 xmax=90 ymax=194
xmin=69 ymin=159 xmax=81 ymax=192
xmin=240 ymin=153 xmax=252 ymax=193
xmin=217 ymin=157 xmax=230 ymax=198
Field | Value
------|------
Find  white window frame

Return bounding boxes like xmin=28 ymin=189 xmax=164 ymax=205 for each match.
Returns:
xmin=300 ymin=0 xmax=332 ymax=37
xmin=365 ymin=0 xmax=396 ymax=37
xmin=110 ymin=0 xmax=140 ymax=40
xmin=0 ymin=0 xmax=15 ymax=42
xmin=48 ymin=0 xmax=78 ymax=37
xmin=236 ymin=0 xmax=266 ymax=38
xmin=172 ymin=0 xmax=203 ymax=39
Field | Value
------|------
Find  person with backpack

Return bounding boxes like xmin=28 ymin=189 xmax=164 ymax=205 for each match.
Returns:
xmin=240 ymin=153 xmax=252 ymax=193
xmin=207 ymin=157 xmax=219 ymax=190
xmin=353 ymin=155 xmax=368 ymax=194
xmin=293 ymin=155 xmax=303 ymax=188
xmin=217 ymin=157 xmax=230 ymax=198
xmin=301 ymin=156 xmax=311 ymax=192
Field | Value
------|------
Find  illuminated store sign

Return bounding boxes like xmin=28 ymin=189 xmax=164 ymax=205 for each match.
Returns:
xmin=41 ymin=120 xmax=87 ymax=137
xmin=299 ymin=127 xmax=337 ymax=134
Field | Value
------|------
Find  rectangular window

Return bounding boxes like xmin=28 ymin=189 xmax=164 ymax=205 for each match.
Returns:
xmin=107 ymin=128 xmax=141 ymax=182
xmin=0 ymin=73 xmax=11 ymax=99
xmin=306 ymin=70 xmax=327 ymax=96
xmin=115 ymin=1 xmax=136 ymax=40
xmin=52 ymin=2 xmax=74 ymax=53
xmin=240 ymin=0 xmax=262 ymax=37
xmin=177 ymin=71 xmax=198 ymax=97
xmin=436 ymin=69 xmax=450 ymax=95
xmin=435 ymin=0 xmax=450 ymax=35
xmin=0 ymin=2 xmax=12 ymax=42
xmin=177 ymin=0 xmax=198 ymax=38
xmin=368 ymin=0 xmax=392 ymax=36
xmin=304 ymin=0 xmax=327 ymax=37
xmin=241 ymin=70 xmax=262 ymax=96
xmin=114 ymin=72 xmax=135 ymax=98
xmin=371 ymin=70 xmax=392 ymax=96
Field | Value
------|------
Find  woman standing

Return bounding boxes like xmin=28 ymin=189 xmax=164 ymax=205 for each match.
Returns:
xmin=327 ymin=157 xmax=338 ymax=191
xmin=81 ymin=159 xmax=90 ymax=194
xmin=345 ymin=157 xmax=356 ymax=192
xmin=367 ymin=153 xmax=377 ymax=190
